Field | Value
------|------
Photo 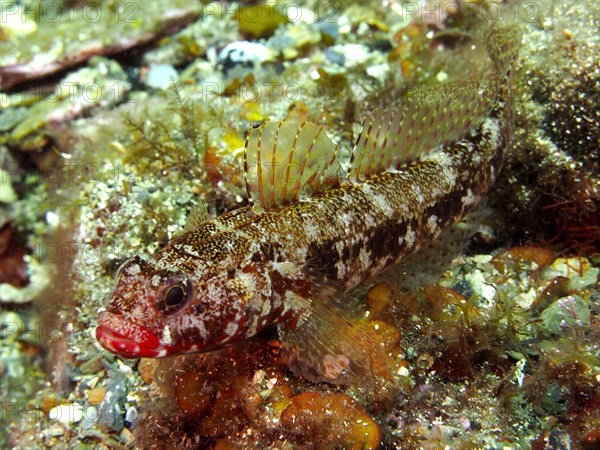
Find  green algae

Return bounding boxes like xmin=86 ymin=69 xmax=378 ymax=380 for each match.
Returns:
xmin=237 ymin=4 xmax=289 ymax=39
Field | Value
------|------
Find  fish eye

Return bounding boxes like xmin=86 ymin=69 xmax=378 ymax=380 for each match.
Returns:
xmin=157 ymin=279 xmax=191 ymax=315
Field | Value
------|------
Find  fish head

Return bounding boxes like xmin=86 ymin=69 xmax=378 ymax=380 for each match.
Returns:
xmin=96 ymin=254 xmax=256 ymax=358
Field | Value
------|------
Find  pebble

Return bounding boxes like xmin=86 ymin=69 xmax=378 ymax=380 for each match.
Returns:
xmin=217 ymin=41 xmax=271 ymax=72
xmin=125 ymin=406 xmax=139 ymax=429
xmin=86 ymin=386 xmax=106 ymax=405
xmin=42 ymin=425 xmax=65 ymax=439
xmin=325 ymin=48 xmax=345 ymax=66
xmin=452 ymin=279 xmax=474 ymax=299
xmin=81 ymin=406 xmax=98 ymax=430
xmin=542 ymin=257 xmax=599 ymax=290
xmin=540 ymin=294 xmax=590 ymax=334
xmin=315 ymin=21 xmax=339 ymax=40
xmin=365 ymin=62 xmax=389 ymax=80
xmin=464 ymin=270 xmax=496 ymax=303
xmin=144 ymin=64 xmax=179 ymax=90
xmin=48 ymin=403 xmax=84 ymax=424
xmin=97 ymin=371 xmax=128 ymax=432
xmin=330 ymin=44 xmax=371 ymax=68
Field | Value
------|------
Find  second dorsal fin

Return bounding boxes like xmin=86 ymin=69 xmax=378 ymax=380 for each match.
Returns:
xmin=244 ymin=120 xmax=340 ymax=211
xmin=347 ymin=75 xmax=500 ymax=182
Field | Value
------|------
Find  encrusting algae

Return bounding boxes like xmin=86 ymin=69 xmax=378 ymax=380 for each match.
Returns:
xmin=96 ymin=26 xmax=521 ymax=388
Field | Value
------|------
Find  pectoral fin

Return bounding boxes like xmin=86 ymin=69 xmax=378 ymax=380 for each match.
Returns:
xmin=278 ymin=277 xmax=402 ymax=387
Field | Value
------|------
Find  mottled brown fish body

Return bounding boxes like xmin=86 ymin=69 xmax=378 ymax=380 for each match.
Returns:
xmin=252 ymin=116 xmax=505 ymax=289
xmin=163 ymin=113 xmax=505 ymax=294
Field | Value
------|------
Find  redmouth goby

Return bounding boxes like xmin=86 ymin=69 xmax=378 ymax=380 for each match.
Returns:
xmin=96 ymin=27 xmax=520 ymax=385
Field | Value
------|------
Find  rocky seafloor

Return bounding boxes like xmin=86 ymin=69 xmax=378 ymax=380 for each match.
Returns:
xmin=0 ymin=0 xmax=598 ymax=449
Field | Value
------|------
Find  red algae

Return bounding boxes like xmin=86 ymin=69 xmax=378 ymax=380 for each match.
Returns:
xmin=133 ymin=332 xmax=391 ymax=449
xmin=492 ymin=246 xmax=554 ymax=274
xmin=279 ymin=392 xmax=381 ymax=450
xmin=0 ymin=222 xmax=29 ymax=288
xmin=366 ymin=283 xmax=396 ymax=318
xmin=173 ymin=371 xmax=216 ymax=416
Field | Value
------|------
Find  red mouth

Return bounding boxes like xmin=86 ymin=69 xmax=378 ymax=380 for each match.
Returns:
xmin=96 ymin=312 xmax=166 ymax=358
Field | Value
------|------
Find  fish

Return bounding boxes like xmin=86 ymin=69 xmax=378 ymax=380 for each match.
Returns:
xmin=96 ymin=27 xmax=521 ymax=385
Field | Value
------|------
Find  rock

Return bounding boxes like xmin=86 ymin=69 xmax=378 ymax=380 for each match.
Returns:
xmin=48 ymin=403 xmax=84 ymax=424
xmin=144 ymin=64 xmax=179 ymax=90
xmin=542 ymin=258 xmax=599 ymax=290
xmin=0 ymin=1 xmax=202 ymax=90
xmin=325 ymin=48 xmax=346 ymax=66
xmin=97 ymin=370 xmax=129 ymax=432
xmin=540 ymin=294 xmax=591 ymax=335
xmin=217 ymin=41 xmax=272 ymax=73
xmin=81 ymin=406 xmax=98 ymax=430
xmin=0 ymin=256 xmax=50 ymax=304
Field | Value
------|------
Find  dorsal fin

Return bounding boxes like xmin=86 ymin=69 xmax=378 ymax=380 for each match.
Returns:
xmin=485 ymin=25 xmax=522 ymax=79
xmin=183 ymin=202 xmax=208 ymax=233
xmin=244 ymin=120 xmax=340 ymax=210
xmin=347 ymin=76 xmax=500 ymax=182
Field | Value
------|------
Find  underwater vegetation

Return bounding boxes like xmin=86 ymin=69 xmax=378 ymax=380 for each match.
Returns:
xmin=0 ymin=0 xmax=598 ymax=449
